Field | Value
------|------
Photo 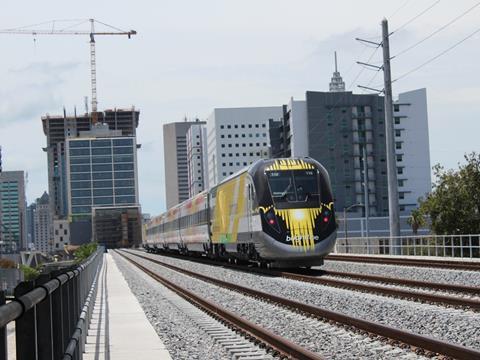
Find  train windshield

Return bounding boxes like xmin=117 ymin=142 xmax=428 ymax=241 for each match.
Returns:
xmin=266 ymin=170 xmax=320 ymax=208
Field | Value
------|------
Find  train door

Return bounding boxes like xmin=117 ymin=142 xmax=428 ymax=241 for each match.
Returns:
xmin=247 ymin=183 xmax=253 ymax=239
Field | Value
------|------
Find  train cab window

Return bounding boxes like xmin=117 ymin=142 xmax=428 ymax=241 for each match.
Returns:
xmin=266 ymin=170 xmax=320 ymax=208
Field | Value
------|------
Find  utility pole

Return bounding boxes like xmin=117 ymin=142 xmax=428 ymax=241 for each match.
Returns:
xmin=357 ymin=18 xmax=401 ymax=253
xmin=381 ymin=18 xmax=401 ymax=253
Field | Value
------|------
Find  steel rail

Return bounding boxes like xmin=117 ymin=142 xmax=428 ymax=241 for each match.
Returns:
xmin=122 ymin=250 xmax=480 ymax=360
xmin=325 ymin=254 xmax=480 ymax=271
xmin=314 ymin=269 xmax=480 ymax=295
xmin=261 ymin=269 xmax=480 ymax=310
xmin=116 ymin=251 xmax=323 ymax=360
xmin=137 ymin=250 xmax=480 ymax=307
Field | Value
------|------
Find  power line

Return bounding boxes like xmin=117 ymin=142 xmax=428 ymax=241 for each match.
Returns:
xmin=393 ymin=24 xmax=480 ymax=82
xmin=392 ymin=1 xmax=480 ymax=59
xmin=389 ymin=0 xmax=412 ymax=19
xmin=390 ymin=0 xmax=442 ymax=35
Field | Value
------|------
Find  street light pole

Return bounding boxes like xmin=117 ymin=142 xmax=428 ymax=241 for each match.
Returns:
xmin=343 ymin=203 xmax=364 ymax=253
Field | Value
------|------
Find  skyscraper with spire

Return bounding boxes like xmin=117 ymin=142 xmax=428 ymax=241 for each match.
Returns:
xmin=329 ymin=51 xmax=346 ymax=92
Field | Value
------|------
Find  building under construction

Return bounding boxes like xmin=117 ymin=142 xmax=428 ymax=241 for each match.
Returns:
xmin=41 ymin=108 xmax=141 ymax=248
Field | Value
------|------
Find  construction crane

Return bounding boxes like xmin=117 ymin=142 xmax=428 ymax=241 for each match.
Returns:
xmin=0 ymin=19 xmax=136 ymax=123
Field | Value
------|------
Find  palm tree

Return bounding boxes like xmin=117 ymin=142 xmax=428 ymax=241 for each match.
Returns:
xmin=407 ymin=208 xmax=426 ymax=235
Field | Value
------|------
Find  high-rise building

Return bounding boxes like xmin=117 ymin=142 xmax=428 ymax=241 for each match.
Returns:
xmin=270 ymin=87 xmax=431 ymax=216
xmin=163 ymin=119 xmax=206 ymax=208
xmin=186 ymin=124 xmax=208 ymax=197
xmin=206 ymin=106 xmax=283 ymax=187
xmin=0 ymin=171 xmax=26 ymax=251
xmin=64 ymin=123 xmax=141 ymax=247
xmin=41 ymin=108 xmax=140 ymax=219
xmin=26 ymin=202 xmax=36 ymax=249
xmin=33 ymin=192 xmax=52 ymax=253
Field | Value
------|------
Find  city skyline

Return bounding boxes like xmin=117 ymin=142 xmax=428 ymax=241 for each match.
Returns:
xmin=1 ymin=1 xmax=479 ymax=214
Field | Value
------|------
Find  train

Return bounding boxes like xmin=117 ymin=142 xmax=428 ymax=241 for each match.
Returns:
xmin=144 ymin=158 xmax=337 ymax=267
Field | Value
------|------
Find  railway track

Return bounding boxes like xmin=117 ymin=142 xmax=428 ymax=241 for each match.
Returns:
xmin=325 ymin=254 xmax=480 ymax=271
xmin=116 ymin=250 xmax=323 ymax=359
xmin=140 ymin=249 xmax=480 ymax=309
xmin=120 ymin=249 xmax=480 ymax=360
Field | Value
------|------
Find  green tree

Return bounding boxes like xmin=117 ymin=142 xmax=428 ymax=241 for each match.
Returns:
xmin=407 ymin=208 xmax=426 ymax=235
xmin=74 ymin=242 xmax=98 ymax=263
xmin=19 ymin=264 xmax=40 ymax=281
xmin=419 ymin=152 xmax=480 ymax=234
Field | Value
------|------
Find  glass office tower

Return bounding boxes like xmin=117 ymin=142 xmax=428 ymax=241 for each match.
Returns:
xmin=66 ymin=135 xmax=139 ymax=220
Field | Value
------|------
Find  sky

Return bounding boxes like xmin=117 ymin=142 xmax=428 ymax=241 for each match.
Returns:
xmin=0 ymin=0 xmax=479 ymax=215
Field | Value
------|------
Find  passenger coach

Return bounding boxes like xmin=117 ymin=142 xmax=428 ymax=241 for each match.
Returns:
xmin=145 ymin=158 xmax=337 ymax=267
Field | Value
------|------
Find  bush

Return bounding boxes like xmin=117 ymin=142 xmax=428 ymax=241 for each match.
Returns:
xmin=74 ymin=242 xmax=98 ymax=263
xmin=20 ymin=264 xmax=40 ymax=281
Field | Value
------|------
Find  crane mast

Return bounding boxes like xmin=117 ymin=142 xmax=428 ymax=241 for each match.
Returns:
xmin=89 ymin=19 xmax=98 ymax=123
xmin=0 ymin=19 xmax=136 ymax=124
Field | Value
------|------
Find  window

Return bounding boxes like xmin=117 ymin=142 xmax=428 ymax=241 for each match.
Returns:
xmin=394 ymin=117 xmax=400 ymax=125
xmin=395 ymin=142 xmax=402 ymax=150
xmin=234 ymin=125 xmax=238 ymax=129
xmin=221 ymin=135 xmax=225 ymax=138
xmin=94 ymin=197 xmax=113 ymax=205
xmin=241 ymin=125 xmax=245 ymax=128
xmin=248 ymin=124 xmax=252 ymax=128
xmin=92 ymin=172 xmax=112 ymax=180
xmin=113 ymin=146 xmax=133 ymax=154
xmin=395 ymin=130 xmax=401 ymax=137
xmin=71 ymin=173 xmax=91 ymax=181
xmin=93 ymin=188 xmax=113 ymax=197
xmin=92 ymin=164 xmax=112 ymax=172
xmin=69 ymin=140 xmax=89 ymax=148
xmin=92 ymin=156 xmax=112 ymax=164
xmin=70 ymin=164 xmax=90 ymax=173
xmin=114 ymin=188 xmax=135 ymax=196
xmin=235 ymin=134 xmax=238 ymax=138
xmin=228 ymin=144 xmax=232 ymax=148
xmin=94 ymin=180 xmax=113 ymax=188
xmin=72 ymin=189 xmax=91 ymax=197
xmin=227 ymin=135 xmax=231 ymax=138
xmin=262 ymin=124 xmax=266 ymax=128
xmin=70 ymin=157 xmax=90 ymax=164
xmin=398 ymin=180 xmax=405 ymax=187
xmin=221 ymin=144 xmax=225 ymax=148
xmin=227 ymin=125 xmax=231 ymax=129
xmin=92 ymin=139 xmax=111 ymax=147
xmin=241 ymin=134 xmax=245 ymax=138
xmin=255 ymin=124 xmax=259 ymax=128
xmin=397 ymin=167 xmax=403 ymax=174
xmin=92 ymin=147 xmax=112 ymax=155
xmin=394 ymin=104 xmax=400 ymax=112
xmin=71 ymin=181 xmax=91 ymax=189
xmin=70 ymin=148 xmax=90 ymax=156
xmin=396 ymin=155 xmax=403 ymax=162
xmin=222 ymin=172 xmax=227 ymax=176
xmin=115 ymin=179 xmax=134 ymax=187
xmin=399 ymin=192 xmax=405 ymax=199
xmin=113 ymin=138 xmax=133 ymax=146
xmin=220 ymin=125 xmax=224 ymax=129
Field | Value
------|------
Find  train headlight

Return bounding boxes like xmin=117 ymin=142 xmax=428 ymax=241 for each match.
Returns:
xmin=293 ymin=209 xmax=305 ymax=221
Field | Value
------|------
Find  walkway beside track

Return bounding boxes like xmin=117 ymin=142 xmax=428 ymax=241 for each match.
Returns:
xmin=84 ymin=252 xmax=172 ymax=360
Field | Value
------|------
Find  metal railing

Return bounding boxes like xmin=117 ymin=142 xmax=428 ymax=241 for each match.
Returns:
xmin=0 ymin=247 xmax=104 ymax=360
xmin=334 ymin=235 xmax=480 ymax=258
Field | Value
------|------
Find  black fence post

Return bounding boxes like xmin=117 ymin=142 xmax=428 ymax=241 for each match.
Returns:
xmin=35 ymin=274 xmax=54 ymax=360
xmin=62 ymin=276 xmax=71 ymax=351
xmin=0 ymin=291 xmax=7 ymax=360
xmin=14 ymin=281 xmax=37 ymax=360
xmin=51 ymin=270 xmax=65 ymax=360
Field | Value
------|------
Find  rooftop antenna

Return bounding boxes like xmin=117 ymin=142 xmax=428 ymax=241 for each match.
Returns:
xmin=329 ymin=51 xmax=346 ymax=92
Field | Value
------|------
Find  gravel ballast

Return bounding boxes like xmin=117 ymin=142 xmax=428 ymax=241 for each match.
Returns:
xmin=112 ymin=252 xmax=232 ymax=359
xmin=117 ymin=251 xmax=435 ymax=359
xmin=125 ymin=250 xmax=480 ymax=352
xmin=321 ymin=260 xmax=480 ymax=287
